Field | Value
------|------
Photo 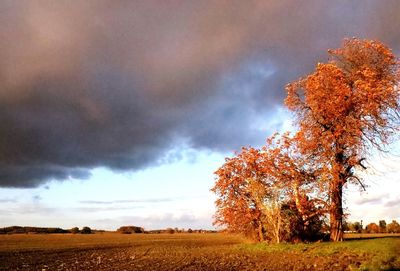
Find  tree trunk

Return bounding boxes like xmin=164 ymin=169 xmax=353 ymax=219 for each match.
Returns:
xmin=330 ymin=180 xmax=344 ymax=241
xmin=258 ymin=223 xmax=264 ymax=242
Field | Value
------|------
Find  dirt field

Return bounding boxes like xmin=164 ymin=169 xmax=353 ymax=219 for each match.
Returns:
xmin=0 ymin=233 xmax=399 ymax=271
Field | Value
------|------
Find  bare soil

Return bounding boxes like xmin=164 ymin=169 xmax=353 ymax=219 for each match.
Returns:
xmin=0 ymin=233 xmax=392 ymax=271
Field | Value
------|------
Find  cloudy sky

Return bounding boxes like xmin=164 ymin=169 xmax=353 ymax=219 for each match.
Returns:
xmin=0 ymin=0 xmax=399 ymax=230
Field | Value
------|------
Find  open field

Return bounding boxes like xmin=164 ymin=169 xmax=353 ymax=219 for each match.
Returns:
xmin=344 ymin=233 xmax=400 ymax=239
xmin=0 ymin=233 xmax=399 ymax=271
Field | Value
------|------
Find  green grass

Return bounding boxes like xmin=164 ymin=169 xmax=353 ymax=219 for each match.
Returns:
xmin=238 ymin=237 xmax=400 ymax=271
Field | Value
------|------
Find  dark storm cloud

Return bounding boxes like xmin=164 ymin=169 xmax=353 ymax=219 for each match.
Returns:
xmin=1 ymin=1 xmax=400 ymax=187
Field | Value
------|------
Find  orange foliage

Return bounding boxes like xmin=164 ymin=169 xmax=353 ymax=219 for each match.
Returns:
xmin=213 ymin=38 xmax=399 ymax=243
xmin=285 ymin=38 xmax=400 ymax=241
xmin=212 ymin=134 xmax=326 ymax=242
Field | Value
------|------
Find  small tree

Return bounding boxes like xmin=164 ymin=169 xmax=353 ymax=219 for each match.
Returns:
xmin=165 ymin=228 xmax=175 ymax=234
xmin=117 ymin=226 xmax=145 ymax=234
xmin=81 ymin=226 xmax=92 ymax=234
xmin=365 ymin=223 xmax=379 ymax=233
xmin=70 ymin=227 xmax=80 ymax=234
xmin=379 ymin=220 xmax=387 ymax=233
xmin=349 ymin=222 xmax=362 ymax=233
xmin=387 ymin=220 xmax=400 ymax=233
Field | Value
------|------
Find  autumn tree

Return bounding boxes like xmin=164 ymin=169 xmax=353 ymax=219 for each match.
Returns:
xmin=212 ymin=146 xmax=270 ymax=241
xmin=70 ymin=227 xmax=80 ymax=234
xmin=387 ymin=220 xmax=400 ymax=233
xmin=346 ymin=221 xmax=362 ymax=233
xmin=378 ymin=220 xmax=387 ymax=233
xmin=365 ymin=223 xmax=379 ymax=234
xmin=286 ymin=39 xmax=400 ymax=241
xmin=212 ymin=134 xmax=325 ymax=242
xmin=81 ymin=226 xmax=92 ymax=234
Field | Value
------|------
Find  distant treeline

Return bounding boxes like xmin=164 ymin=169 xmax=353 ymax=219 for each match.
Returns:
xmin=147 ymin=228 xmax=218 ymax=234
xmin=0 ymin=225 xmax=218 ymax=235
xmin=0 ymin=226 xmax=94 ymax=234
xmin=116 ymin=226 xmax=218 ymax=234
xmin=344 ymin=220 xmax=400 ymax=234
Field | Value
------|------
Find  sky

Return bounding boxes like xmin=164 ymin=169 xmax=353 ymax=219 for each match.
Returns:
xmin=0 ymin=0 xmax=399 ymax=230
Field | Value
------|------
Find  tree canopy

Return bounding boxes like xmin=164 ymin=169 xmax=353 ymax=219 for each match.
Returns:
xmin=213 ymin=38 xmax=400 ymax=242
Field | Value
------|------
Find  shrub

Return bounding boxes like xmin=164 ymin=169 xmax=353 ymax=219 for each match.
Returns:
xmin=70 ymin=227 xmax=80 ymax=234
xmin=81 ymin=226 xmax=92 ymax=234
xmin=117 ymin=226 xmax=145 ymax=234
xmin=165 ymin=228 xmax=175 ymax=234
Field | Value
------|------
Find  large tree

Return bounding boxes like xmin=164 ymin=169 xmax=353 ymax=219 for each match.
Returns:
xmin=285 ymin=38 xmax=400 ymax=241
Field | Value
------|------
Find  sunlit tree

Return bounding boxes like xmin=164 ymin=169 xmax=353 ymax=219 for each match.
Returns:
xmin=365 ymin=223 xmax=379 ymax=234
xmin=212 ymin=134 xmax=325 ymax=242
xmin=286 ymin=38 xmax=400 ymax=241
xmin=387 ymin=220 xmax=400 ymax=233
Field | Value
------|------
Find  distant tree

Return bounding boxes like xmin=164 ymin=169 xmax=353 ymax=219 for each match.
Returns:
xmin=352 ymin=222 xmax=363 ymax=233
xmin=187 ymin=228 xmax=193 ymax=233
xmin=379 ymin=220 xmax=387 ymax=233
xmin=117 ymin=226 xmax=145 ymax=234
xmin=365 ymin=223 xmax=379 ymax=233
xmin=286 ymin=38 xmax=400 ymax=241
xmin=387 ymin=220 xmax=400 ymax=233
xmin=46 ymin=227 xmax=67 ymax=234
xmin=165 ymin=228 xmax=175 ymax=234
xmin=70 ymin=227 xmax=80 ymax=234
xmin=81 ymin=226 xmax=92 ymax=234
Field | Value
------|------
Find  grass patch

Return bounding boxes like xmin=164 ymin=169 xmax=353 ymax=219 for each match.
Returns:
xmin=238 ymin=238 xmax=400 ymax=270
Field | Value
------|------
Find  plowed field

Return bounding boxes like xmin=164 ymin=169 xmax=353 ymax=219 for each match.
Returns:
xmin=0 ymin=233 xmax=399 ymax=270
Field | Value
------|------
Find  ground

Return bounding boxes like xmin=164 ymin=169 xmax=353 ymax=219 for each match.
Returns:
xmin=0 ymin=233 xmax=399 ymax=270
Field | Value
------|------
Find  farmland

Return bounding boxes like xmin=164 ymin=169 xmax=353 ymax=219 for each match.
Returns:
xmin=0 ymin=233 xmax=399 ymax=270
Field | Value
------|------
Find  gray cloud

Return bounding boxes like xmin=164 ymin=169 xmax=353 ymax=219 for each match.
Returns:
xmin=79 ymin=198 xmax=175 ymax=205
xmin=1 ymin=1 xmax=400 ymax=187
xmin=74 ymin=206 xmax=143 ymax=212
xmin=354 ymin=193 xmax=389 ymax=205
xmin=0 ymin=198 xmax=17 ymax=203
xmin=385 ymin=198 xmax=400 ymax=207
xmin=116 ymin=212 xmax=205 ymax=230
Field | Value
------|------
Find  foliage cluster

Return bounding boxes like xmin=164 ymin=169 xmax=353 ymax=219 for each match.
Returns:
xmin=364 ymin=220 xmax=400 ymax=234
xmin=117 ymin=226 xmax=145 ymax=234
xmin=213 ymin=38 xmax=400 ymax=242
xmin=345 ymin=220 xmax=400 ymax=234
xmin=0 ymin=226 xmax=94 ymax=235
xmin=0 ymin=226 xmax=70 ymax=234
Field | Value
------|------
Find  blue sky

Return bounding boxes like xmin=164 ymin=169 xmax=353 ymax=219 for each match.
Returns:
xmin=0 ymin=149 xmax=226 ymax=230
xmin=0 ymin=1 xmax=400 ymax=230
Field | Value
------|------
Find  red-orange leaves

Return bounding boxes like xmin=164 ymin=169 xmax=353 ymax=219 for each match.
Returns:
xmin=212 ymin=134 xmax=326 ymax=242
xmin=286 ymin=38 xmax=400 ymax=241
xmin=213 ymin=38 xmax=399 ymax=243
xmin=211 ymin=147 xmax=268 ymax=240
